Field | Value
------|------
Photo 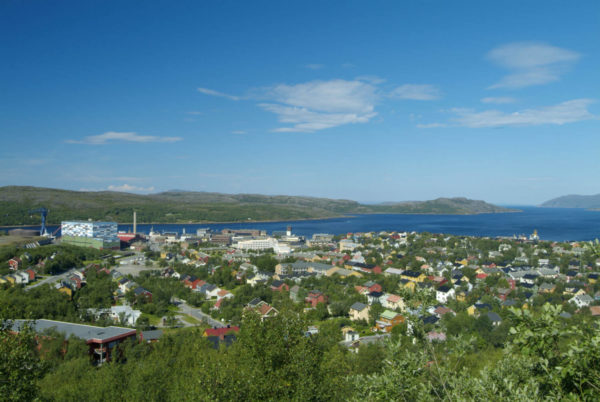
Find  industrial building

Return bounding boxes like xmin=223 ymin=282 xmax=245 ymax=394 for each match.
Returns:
xmin=61 ymin=221 xmax=120 ymax=249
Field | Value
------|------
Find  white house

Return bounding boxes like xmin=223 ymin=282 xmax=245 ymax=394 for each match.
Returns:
xmin=436 ymin=285 xmax=455 ymax=304
xmin=570 ymin=294 xmax=594 ymax=308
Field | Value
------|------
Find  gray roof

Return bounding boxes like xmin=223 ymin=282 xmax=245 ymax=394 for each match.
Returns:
xmin=10 ymin=319 xmax=136 ymax=343
xmin=350 ymin=302 xmax=368 ymax=311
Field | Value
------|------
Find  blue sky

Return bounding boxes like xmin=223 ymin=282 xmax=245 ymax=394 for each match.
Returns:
xmin=1 ymin=0 xmax=598 ymax=205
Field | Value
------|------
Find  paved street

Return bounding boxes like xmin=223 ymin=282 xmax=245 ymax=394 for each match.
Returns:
xmin=179 ymin=301 xmax=225 ymax=328
xmin=25 ymin=268 xmax=76 ymax=291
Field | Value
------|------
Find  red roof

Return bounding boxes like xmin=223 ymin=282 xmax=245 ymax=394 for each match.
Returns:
xmin=204 ymin=326 xmax=239 ymax=338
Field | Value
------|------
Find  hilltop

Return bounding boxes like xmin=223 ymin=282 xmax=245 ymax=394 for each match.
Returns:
xmin=0 ymin=186 xmax=516 ymax=226
xmin=540 ymin=194 xmax=600 ymax=210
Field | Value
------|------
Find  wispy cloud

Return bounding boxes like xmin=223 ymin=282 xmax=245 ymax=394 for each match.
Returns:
xmin=420 ymin=99 xmax=595 ymax=128
xmin=390 ymin=84 xmax=441 ymax=100
xmin=67 ymin=131 xmax=182 ymax=145
xmin=487 ymin=42 xmax=580 ymax=89
xmin=416 ymin=123 xmax=447 ymax=128
xmin=305 ymin=64 xmax=324 ymax=70
xmin=231 ymin=130 xmax=247 ymax=134
xmin=356 ymin=75 xmax=386 ymax=84
xmin=197 ymin=87 xmax=241 ymax=100
xmin=481 ymin=97 xmax=516 ymax=104
xmin=107 ymin=184 xmax=155 ymax=193
xmin=260 ymin=79 xmax=379 ymax=132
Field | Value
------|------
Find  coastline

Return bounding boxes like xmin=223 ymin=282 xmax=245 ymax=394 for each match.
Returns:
xmin=0 ymin=209 xmax=522 ymax=228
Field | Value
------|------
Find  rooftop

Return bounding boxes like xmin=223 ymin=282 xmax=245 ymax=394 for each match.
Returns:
xmin=10 ymin=319 xmax=136 ymax=343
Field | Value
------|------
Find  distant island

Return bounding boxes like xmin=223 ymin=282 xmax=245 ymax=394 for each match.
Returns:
xmin=0 ymin=186 xmax=517 ymax=226
xmin=540 ymin=194 xmax=600 ymax=210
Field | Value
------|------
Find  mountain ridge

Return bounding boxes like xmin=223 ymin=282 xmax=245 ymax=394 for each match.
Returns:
xmin=0 ymin=186 xmax=517 ymax=226
xmin=540 ymin=193 xmax=600 ymax=209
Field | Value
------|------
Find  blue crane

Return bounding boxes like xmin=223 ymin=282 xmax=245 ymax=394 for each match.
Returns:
xmin=29 ymin=208 xmax=49 ymax=236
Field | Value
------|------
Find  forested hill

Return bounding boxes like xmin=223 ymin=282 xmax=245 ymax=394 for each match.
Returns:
xmin=368 ymin=197 xmax=516 ymax=215
xmin=540 ymin=193 xmax=600 ymax=209
xmin=0 ymin=186 xmax=515 ymax=225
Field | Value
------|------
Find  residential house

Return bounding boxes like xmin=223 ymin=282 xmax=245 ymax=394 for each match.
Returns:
xmin=435 ymin=285 xmax=455 ymax=304
xmin=24 ymin=268 xmax=36 ymax=282
xmin=363 ymin=281 xmax=382 ymax=293
xmin=203 ymin=325 xmax=240 ymax=339
xmin=487 ymin=312 xmax=502 ymax=326
xmin=570 ymin=294 xmax=594 ymax=308
xmin=539 ymin=283 xmax=556 ymax=294
xmin=8 ymin=258 xmax=22 ymax=270
xmin=375 ymin=310 xmax=404 ymax=333
xmin=401 ymin=270 xmax=426 ymax=282
xmin=326 ymin=267 xmax=363 ymax=278
xmin=270 ymin=280 xmax=289 ymax=292
xmin=367 ymin=291 xmax=384 ymax=305
xmin=133 ymin=287 xmax=153 ymax=303
xmin=384 ymin=267 xmax=404 ymax=277
xmin=14 ymin=271 xmax=30 ymax=285
xmin=383 ymin=294 xmax=404 ymax=311
xmin=305 ymin=290 xmax=327 ymax=307
xmin=349 ymin=302 xmax=370 ymax=321
xmin=245 ymin=298 xmax=279 ymax=321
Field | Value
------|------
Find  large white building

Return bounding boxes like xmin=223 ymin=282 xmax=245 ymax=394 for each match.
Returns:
xmin=61 ymin=221 xmax=120 ymax=249
xmin=234 ymin=237 xmax=291 ymax=254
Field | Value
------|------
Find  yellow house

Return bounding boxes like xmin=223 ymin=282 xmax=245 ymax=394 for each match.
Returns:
xmin=401 ymin=280 xmax=416 ymax=292
xmin=0 ymin=277 xmax=7 ymax=285
xmin=349 ymin=302 xmax=370 ymax=321
xmin=5 ymin=276 xmax=16 ymax=285
xmin=456 ymin=291 xmax=467 ymax=302
xmin=326 ymin=267 xmax=363 ymax=278
xmin=458 ymin=259 xmax=469 ymax=266
xmin=58 ymin=286 xmax=73 ymax=298
xmin=401 ymin=270 xmax=426 ymax=283
xmin=160 ymin=251 xmax=167 ymax=259
xmin=467 ymin=305 xmax=477 ymax=316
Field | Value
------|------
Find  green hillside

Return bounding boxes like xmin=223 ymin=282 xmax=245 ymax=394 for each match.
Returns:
xmin=0 ymin=186 xmax=516 ymax=226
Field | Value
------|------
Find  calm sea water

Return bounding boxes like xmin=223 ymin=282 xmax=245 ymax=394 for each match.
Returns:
xmin=14 ymin=207 xmax=600 ymax=242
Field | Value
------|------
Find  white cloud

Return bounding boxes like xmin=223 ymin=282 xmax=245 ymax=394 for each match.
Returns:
xmin=260 ymin=79 xmax=378 ymax=132
xmin=261 ymin=103 xmax=377 ymax=132
xmin=231 ymin=130 xmax=247 ymax=134
xmin=487 ymin=42 xmax=580 ymax=89
xmin=447 ymin=99 xmax=595 ymax=128
xmin=481 ymin=97 xmax=516 ymax=104
xmin=390 ymin=84 xmax=441 ymax=100
xmin=356 ymin=75 xmax=386 ymax=84
xmin=305 ymin=64 xmax=324 ymax=70
xmin=67 ymin=131 xmax=182 ymax=145
xmin=107 ymin=184 xmax=155 ymax=193
xmin=197 ymin=87 xmax=240 ymax=100
xmin=416 ymin=123 xmax=447 ymax=128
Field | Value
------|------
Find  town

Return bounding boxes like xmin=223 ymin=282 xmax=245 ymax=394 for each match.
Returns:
xmin=3 ymin=216 xmax=600 ymax=355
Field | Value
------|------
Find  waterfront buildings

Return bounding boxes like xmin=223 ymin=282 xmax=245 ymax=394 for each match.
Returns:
xmin=61 ymin=221 xmax=120 ymax=249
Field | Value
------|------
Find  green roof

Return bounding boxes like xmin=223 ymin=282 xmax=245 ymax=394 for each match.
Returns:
xmin=381 ymin=310 xmax=399 ymax=320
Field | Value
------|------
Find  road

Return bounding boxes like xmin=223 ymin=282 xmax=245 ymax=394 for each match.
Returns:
xmin=25 ymin=268 xmax=77 ymax=291
xmin=179 ymin=301 xmax=226 ymax=328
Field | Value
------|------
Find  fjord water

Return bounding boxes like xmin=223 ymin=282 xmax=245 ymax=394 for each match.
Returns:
xmin=120 ymin=207 xmax=600 ymax=242
xmin=20 ymin=207 xmax=598 ymax=242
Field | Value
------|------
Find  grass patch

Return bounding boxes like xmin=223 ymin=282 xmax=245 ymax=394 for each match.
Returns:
xmin=180 ymin=314 xmax=202 ymax=325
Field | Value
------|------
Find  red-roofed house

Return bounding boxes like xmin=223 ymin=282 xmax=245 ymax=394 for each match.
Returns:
xmin=25 ymin=269 xmax=36 ymax=281
xmin=8 ymin=258 xmax=21 ymax=271
xmin=305 ymin=290 xmax=327 ymax=308
xmin=217 ymin=289 xmax=233 ymax=300
xmin=203 ymin=325 xmax=239 ymax=339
